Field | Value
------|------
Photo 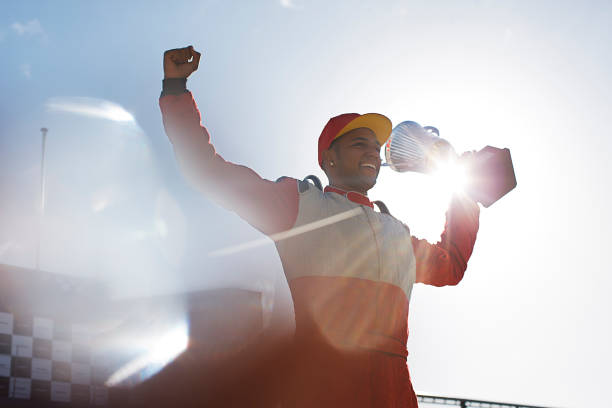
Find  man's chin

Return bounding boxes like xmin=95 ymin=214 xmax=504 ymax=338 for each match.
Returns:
xmin=360 ymin=176 xmax=378 ymax=193
xmin=345 ymin=174 xmax=378 ymax=193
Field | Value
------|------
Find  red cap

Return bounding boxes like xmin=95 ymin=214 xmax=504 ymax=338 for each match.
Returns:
xmin=318 ymin=113 xmax=392 ymax=167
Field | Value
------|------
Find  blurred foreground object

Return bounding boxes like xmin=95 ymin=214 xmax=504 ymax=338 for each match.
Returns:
xmin=385 ymin=121 xmax=517 ymax=207
xmin=0 ymin=263 xmax=284 ymax=407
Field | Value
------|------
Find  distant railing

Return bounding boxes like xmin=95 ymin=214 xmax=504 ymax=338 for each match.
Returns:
xmin=417 ymin=394 xmax=557 ymax=408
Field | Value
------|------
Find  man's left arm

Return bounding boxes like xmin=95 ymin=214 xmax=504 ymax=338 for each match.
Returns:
xmin=412 ymin=194 xmax=480 ymax=286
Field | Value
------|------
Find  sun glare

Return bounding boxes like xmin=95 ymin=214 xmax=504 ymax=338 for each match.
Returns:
xmin=431 ymin=158 xmax=469 ymax=197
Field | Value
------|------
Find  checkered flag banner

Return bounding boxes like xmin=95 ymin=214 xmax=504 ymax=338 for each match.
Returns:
xmin=0 ymin=311 xmax=110 ymax=406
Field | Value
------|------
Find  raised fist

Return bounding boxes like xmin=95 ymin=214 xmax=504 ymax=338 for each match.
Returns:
xmin=163 ymin=46 xmax=201 ymax=79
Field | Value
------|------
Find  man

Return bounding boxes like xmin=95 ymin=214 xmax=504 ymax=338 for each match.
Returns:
xmin=159 ymin=45 xmax=479 ymax=407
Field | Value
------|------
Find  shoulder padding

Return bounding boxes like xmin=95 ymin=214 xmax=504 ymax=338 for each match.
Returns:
xmin=274 ymin=176 xmax=316 ymax=194
xmin=298 ymin=179 xmax=312 ymax=193
xmin=302 ymin=175 xmax=323 ymax=191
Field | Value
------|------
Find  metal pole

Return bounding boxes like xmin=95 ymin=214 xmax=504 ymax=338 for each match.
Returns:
xmin=35 ymin=127 xmax=48 ymax=271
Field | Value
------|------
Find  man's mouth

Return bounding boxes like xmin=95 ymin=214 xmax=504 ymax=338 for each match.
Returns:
xmin=360 ymin=163 xmax=378 ymax=170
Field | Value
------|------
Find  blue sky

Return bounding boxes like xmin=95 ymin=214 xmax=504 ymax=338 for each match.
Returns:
xmin=2 ymin=1 xmax=612 ymax=406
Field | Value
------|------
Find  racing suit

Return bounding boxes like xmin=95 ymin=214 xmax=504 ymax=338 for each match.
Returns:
xmin=159 ymin=79 xmax=480 ymax=407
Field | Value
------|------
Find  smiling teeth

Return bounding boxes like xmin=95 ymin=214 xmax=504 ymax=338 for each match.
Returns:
xmin=361 ymin=164 xmax=376 ymax=169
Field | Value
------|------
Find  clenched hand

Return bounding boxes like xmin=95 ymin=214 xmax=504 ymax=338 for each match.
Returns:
xmin=163 ymin=46 xmax=201 ymax=79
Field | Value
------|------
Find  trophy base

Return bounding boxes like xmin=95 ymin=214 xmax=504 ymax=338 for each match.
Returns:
xmin=465 ymin=146 xmax=517 ymax=208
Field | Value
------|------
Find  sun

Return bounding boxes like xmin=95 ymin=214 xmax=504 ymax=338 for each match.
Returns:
xmin=430 ymin=156 xmax=470 ymax=197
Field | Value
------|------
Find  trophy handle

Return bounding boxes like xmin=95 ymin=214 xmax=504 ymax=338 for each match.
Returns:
xmin=423 ymin=126 xmax=439 ymax=137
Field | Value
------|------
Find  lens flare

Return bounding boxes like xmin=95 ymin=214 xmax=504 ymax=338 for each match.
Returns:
xmin=46 ymin=97 xmax=135 ymax=123
xmin=105 ymin=322 xmax=189 ymax=386
xmin=148 ymin=324 xmax=189 ymax=365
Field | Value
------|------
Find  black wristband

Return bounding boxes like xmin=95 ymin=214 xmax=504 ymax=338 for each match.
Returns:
xmin=161 ymin=78 xmax=188 ymax=97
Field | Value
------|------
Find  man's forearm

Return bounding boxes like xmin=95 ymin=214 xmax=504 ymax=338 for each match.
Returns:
xmin=413 ymin=194 xmax=480 ymax=286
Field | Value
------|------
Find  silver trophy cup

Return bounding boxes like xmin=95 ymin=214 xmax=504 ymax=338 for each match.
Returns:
xmin=384 ymin=121 xmax=517 ymax=207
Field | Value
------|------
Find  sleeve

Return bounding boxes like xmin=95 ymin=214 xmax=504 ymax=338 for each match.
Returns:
xmin=412 ymin=193 xmax=480 ymax=286
xmin=159 ymin=87 xmax=299 ymax=236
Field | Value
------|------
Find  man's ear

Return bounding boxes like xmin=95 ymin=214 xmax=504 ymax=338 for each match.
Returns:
xmin=321 ymin=149 xmax=334 ymax=172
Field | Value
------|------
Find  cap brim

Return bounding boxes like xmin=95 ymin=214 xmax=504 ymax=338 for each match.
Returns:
xmin=334 ymin=113 xmax=392 ymax=146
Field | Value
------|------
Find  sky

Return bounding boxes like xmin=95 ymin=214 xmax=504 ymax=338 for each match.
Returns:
xmin=1 ymin=0 xmax=611 ymax=406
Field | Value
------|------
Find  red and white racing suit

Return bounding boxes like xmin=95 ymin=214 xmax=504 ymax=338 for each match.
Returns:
xmin=160 ymin=88 xmax=480 ymax=408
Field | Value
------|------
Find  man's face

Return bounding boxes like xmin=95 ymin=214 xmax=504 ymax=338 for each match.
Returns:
xmin=326 ymin=127 xmax=382 ymax=193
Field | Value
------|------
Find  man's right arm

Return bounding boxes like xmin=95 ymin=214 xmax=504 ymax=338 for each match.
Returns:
xmin=160 ymin=46 xmax=298 ymax=235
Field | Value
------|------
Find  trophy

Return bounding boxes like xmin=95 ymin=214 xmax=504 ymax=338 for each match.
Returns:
xmin=384 ymin=121 xmax=517 ymax=207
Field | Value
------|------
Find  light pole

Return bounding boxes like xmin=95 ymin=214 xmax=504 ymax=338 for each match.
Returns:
xmin=35 ymin=127 xmax=48 ymax=271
